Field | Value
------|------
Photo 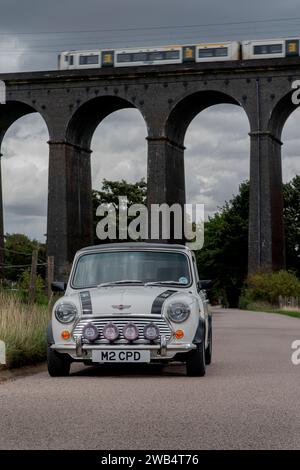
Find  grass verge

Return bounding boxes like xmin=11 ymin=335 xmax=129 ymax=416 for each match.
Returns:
xmin=0 ymin=290 xmax=50 ymax=369
xmin=244 ymin=301 xmax=300 ymax=319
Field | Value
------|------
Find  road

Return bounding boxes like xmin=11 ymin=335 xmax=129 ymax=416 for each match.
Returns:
xmin=0 ymin=309 xmax=299 ymax=450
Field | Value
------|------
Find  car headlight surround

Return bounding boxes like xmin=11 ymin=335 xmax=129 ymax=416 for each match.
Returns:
xmin=55 ymin=302 xmax=77 ymax=324
xmin=167 ymin=302 xmax=191 ymax=323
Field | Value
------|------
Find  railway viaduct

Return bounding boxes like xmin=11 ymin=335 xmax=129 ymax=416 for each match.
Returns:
xmin=0 ymin=58 xmax=299 ymax=279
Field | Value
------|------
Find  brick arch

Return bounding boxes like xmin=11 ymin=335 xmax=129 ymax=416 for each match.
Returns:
xmin=0 ymin=100 xmax=50 ymax=277
xmin=269 ymin=89 xmax=299 ymax=141
xmin=164 ymin=89 xmax=250 ymax=146
xmin=0 ymin=100 xmax=50 ymax=148
xmin=66 ymin=95 xmax=148 ymax=150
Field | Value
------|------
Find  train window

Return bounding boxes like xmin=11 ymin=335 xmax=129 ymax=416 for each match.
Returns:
xmin=148 ymin=51 xmax=164 ymax=61
xmin=132 ymin=52 xmax=148 ymax=62
xmin=198 ymin=49 xmax=214 ymax=57
xmin=215 ymin=47 xmax=228 ymax=57
xmin=79 ymin=55 xmax=99 ymax=65
xmin=117 ymin=53 xmax=132 ymax=62
xmin=198 ymin=47 xmax=228 ymax=58
xmin=165 ymin=50 xmax=180 ymax=59
xmin=253 ymin=44 xmax=283 ymax=55
xmin=69 ymin=55 xmax=74 ymax=65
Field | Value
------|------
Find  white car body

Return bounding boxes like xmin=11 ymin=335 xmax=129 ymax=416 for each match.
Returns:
xmin=47 ymin=243 xmax=212 ymax=376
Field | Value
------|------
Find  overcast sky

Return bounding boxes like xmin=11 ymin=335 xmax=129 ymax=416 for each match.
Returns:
xmin=0 ymin=0 xmax=300 ymax=241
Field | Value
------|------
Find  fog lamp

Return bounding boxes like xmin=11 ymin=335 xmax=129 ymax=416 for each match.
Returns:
xmin=82 ymin=323 xmax=99 ymax=342
xmin=123 ymin=323 xmax=139 ymax=342
xmin=143 ymin=323 xmax=160 ymax=341
xmin=103 ymin=322 xmax=120 ymax=342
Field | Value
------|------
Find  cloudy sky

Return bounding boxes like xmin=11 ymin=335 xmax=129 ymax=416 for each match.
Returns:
xmin=0 ymin=0 xmax=300 ymax=241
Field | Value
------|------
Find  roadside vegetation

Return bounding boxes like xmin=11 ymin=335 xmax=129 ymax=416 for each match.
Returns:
xmin=195 ymin=175 xmax=300 ymax=308
xmin=0 ymin=290 xmax=50 ymax=369
xmin=239 ymin=270 xmax=300 ymax=318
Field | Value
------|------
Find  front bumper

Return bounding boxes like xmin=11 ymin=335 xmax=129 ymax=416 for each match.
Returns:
xmin=51 ymin=338 xmax=196 ymax=361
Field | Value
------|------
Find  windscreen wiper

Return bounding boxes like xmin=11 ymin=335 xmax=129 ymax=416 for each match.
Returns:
xmin=98 ymin=280 xmax=145 ymax=287
xmin=145 ymin=281 xmax=184 ymax=286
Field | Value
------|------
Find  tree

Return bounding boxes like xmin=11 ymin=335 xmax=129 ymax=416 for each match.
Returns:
xmin=195 ymin=181 xmax=249 ymax=307
xmin=92 ymin=179 xmax=147 ymax=244
xmin=283 ymin=175 xmax=300 ymax=277
xmin=3 ymin=233 xmax=46 ymax=282
xmin=196 ymin=176 xmax=300 ymax=307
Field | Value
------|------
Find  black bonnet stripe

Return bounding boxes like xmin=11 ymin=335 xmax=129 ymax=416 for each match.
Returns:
xmin=80 ymin=291 xmax=93 ymax=315
xmin=151 ymin=290 xmax=177 ymax=315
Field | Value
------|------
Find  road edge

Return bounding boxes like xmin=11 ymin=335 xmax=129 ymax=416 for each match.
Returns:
xmin=0 ymin=363 xmax=46 ymax=384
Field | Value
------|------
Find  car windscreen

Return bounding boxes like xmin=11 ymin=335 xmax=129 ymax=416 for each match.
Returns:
xmin=72 ymin=251 xmax=191 ymax=288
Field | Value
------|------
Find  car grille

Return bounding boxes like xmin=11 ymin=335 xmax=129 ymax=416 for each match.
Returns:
xmin=72 ymin=315 xmax=172 ymax=344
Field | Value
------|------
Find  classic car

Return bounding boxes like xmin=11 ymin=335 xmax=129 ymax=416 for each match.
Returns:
xmin=47 ymin=243 xmax=212 ymax=377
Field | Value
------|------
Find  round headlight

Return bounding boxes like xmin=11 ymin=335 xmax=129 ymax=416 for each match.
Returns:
xmin=82 ymin=323 xmax=99 ymax=342
xmin=55 ymin=302 xmax=77 ymax=324
xmin=103 ymin=322 xmax=120 ymax=342
xmin=123 ymin=322 xmax=139 ymax=342
xmin=143 ymin=323 xmax=160 ymax=341
xmin=167 ymin=302 xmax=191 ymax=323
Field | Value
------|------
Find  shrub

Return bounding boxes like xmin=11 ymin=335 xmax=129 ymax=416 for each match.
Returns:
xmin=17 ymin=269 xmax=48 ymax=305
xmin=241 ymin=270 xmax=300 ymax=307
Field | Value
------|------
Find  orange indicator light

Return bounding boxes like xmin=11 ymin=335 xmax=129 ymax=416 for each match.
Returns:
xmin=61 ymin=330 xmax=71 ymax=340
xmin=175 ymin=329 xmax=184 ymax=339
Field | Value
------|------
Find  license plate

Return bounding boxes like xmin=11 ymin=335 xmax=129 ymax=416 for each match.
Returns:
xmin=92 ymin=350 xmax=150 ymax=363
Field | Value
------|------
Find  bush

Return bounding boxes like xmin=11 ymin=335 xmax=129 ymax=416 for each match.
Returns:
xmin=0 ymin=290 xmax=50 ymax=369
xmin=240 ymin=270 xmax=300 ymax=307
xmin=17 ymin=270 xmax=48 ymax=305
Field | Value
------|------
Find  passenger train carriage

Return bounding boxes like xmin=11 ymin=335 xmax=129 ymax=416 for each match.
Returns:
xmin=58 ymin=37 xmax=300 ymax=69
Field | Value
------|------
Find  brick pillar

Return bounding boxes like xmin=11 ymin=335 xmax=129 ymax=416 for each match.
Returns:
xmin=47 ymin=141 xmax=93 ymax=280
xmin=248 ymin=131 xmax=285 ymax=273
xmin=147 ymin=137 xmax=186 ymax=243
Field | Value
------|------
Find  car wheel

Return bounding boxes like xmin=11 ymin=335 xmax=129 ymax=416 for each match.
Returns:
xmin=205 ymin=326 xmax=212 ymax=365
xmin=47 ymin=345 xmax=71 ymax=377
xmin=186 ymin=341 xmax=206 ymax=377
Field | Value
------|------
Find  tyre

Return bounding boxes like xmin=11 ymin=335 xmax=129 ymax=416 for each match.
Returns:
xmin=186 ymin=340 xmax=206 ymax=377
xmin=47 ymin=345 xmax=71 ymax=377
xmin=205 ymin=325 xmax=212 ymax=365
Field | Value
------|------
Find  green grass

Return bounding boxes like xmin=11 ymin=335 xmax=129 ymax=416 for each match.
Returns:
xmin=244 ymin=301 xmax=300 ymax=319
xmin=0 ymin=290 xmax=50 ymax=369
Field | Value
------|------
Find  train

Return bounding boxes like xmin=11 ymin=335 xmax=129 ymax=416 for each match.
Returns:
xmin=58 ymin=38 xmax=300 ymax=70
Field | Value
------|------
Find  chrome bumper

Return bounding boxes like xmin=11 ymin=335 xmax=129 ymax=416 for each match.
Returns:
xmin=52 ymin=334 xmax=196 ymax=360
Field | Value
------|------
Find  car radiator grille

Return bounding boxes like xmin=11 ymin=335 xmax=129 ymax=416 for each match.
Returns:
xmin=72 ymin=315 xmax=172 ymax=344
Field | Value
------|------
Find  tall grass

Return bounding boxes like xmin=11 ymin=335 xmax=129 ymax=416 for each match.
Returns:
xmin=0 ymin=290 xmax=50 ymax=369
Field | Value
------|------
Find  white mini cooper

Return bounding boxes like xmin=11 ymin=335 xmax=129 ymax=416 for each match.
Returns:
xmin=47 ymin=243 xmax=212 ymax=377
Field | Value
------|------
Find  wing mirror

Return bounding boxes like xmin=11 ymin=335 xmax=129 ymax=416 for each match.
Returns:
xmin=198 ymin=279 xmax=213 ymax=290
xmin=51 ymin=281 xmax=67 ymax=293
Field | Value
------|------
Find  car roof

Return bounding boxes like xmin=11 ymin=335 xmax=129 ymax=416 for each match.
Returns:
xmin=77 ymin=242 xmax=190 ymax=253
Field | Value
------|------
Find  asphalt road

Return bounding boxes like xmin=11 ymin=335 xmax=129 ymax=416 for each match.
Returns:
xmin=0 ymin=308 xmax=299 ymax=450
